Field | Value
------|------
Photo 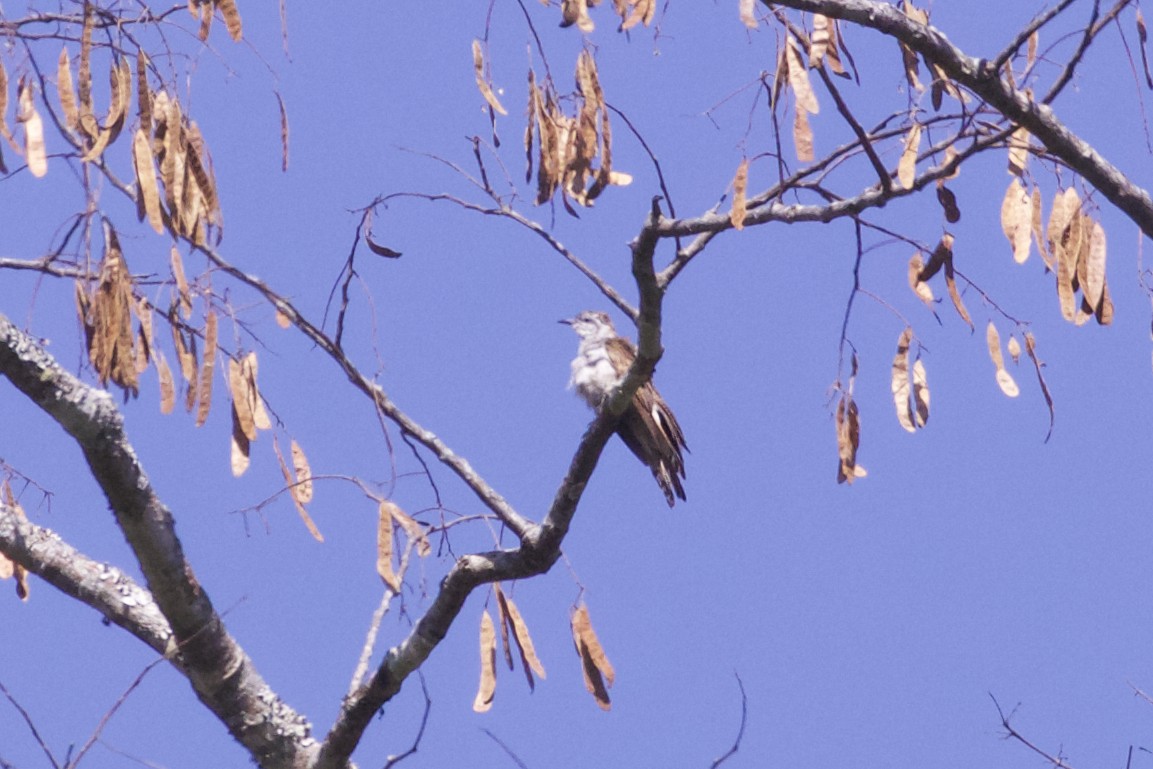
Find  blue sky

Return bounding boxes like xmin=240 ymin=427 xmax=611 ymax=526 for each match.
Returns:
xmin=3 ymin=1 xmax=1153 ymax=767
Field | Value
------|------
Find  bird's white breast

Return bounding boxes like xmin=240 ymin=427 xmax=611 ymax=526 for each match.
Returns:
xmin=569 ymin=340 xmax=620 ymax=407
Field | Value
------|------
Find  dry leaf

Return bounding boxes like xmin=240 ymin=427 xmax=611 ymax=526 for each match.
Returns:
xmin=248 ymin=354 xmax=272 ymax=430
xmin=1032 ymin=186 xmax=1052 ymax=271
xmin=571 ymin=603 xmax=613 ymax=710
xmin=170 ymin=247 xmax=193 ymax=319
xmin=1084 ymin=220 xmax=1106 ymax=311
xmin=472 ymin=40 xmax=508 ymax=116
xmin=943 ymin=255 xmax=973 ymax=330
xmin=156 ymin=349 xmax=176 ymax=415
xmin=730 ymin=157 xmax=748 ymax=230
xmin=57 ymin=47 xmax=77 ymax=131
xmin=810 ymin=14 xmax=830 ymax=66
xmin=389 ymin=504 xmax=430 ymax=557
xmin=230 ymin=403 xmax=250 ymax=476
xmin=77 ymin=4 xmax=95 ymax=139
xmin=620 ymin=0 xmax=655 ymax=30
xmin=197 ymin=1 xmax=213 ymax=40
xmin=785 ymin=38 xmax=819 ymax=114
xmin=229 ymin=356 xmax=256 ymax=441
xmin=134 ymin=129 xmax=164 ymax=234
xmin=912 ymin=358 xmax=929 ymax=428
xmin=17 ymin=79 xmax=47 ymax=178
xmin=218 ymin=0 xmax=244 ymax=41
xmin=171 ymin=318 xmax=197 ymax=409
xmin=503 ymin=592 xmax=547 ymax=689
xmin=900 ymin=42 xmax=924 ymax=93
xmin=1 ymin=484 xmax=28 ymax=599
xmin=987 ymin=321 xmax=1019 ymax=397
xmin=89 ymin=222 xmax=138 ymax=394
xmin=136 ymin=53 xmax=151 ymax=136
xmin=134 ymin=297 xmax=154 ymax=374
xmin=1000 ymin=178 xmax=1032 ymax=264
xmin=986 ymin=320 xmax=1006 ymax=370
xmin=919 ymin=234 xmax=952 ymax=283
xmin=891 ymin=327 xmax=915 ymax=433
xmin=560 ymin=0 xmax=594 ymax=31
xmin=995 ymin=368 xmax=1020 ymax=398
xmin=898 ymin=121 xmax=921 ymax=189
xmin=273 ymin=436 xmax=323 ymax=541
xmin=835 ymin=356 xmax=866 ymax=484
xmin=908 ymin=253 xmax=934 ymax=307
xmin=1007 ymin=335 xmax=1022 ymax=364
xmin=739 ymin=0 xmax=757 ymax=28
xmin=275 ymin=309 xmax=291 ymax=329
xmin=494 ymin=584 xmax=515 ymax=671
xmin=195 ymin=309 xmax=216 ymax=426
xmin=377 ymin=501 xmax=401 ymax=592
xmin=1007 ymin=126 xmax=1030 ymax=176
xmin=936 ymin=182 xmax=960 ymax=223
xmin=794 ymin=107 xmax=814 ymax=162
xmin=473 ymin=610 xmax=498 ymax=713
xmin=365 ymin=234 xmax=402 ymax=258
xmin=290 ymin=440 xmax=313 ymax=503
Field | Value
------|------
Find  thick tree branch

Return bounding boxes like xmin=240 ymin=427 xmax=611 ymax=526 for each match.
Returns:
xmin=0 ymin=316 xmax=318 ymax=769
xmin=764 ymin=0 xmax=1153 ymax=237
xmin=0 ymin=504 xmax=173 ymax=654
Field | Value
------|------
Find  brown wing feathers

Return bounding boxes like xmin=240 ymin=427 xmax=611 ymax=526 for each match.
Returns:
xmin=605 ymin=336 xmax=688 ymax=507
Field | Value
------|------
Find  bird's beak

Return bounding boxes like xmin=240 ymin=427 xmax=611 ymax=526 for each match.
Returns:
xmin=558 ymin=317 xmax=574 ymax=326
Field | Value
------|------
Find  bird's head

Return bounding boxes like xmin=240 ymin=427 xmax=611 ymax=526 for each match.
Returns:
xmin=559 ymin=310 xmax=616 ymax=342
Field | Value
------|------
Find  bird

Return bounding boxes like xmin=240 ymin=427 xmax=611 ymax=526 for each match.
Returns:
xmin=560 ymin=310 xmax=688 ymax=506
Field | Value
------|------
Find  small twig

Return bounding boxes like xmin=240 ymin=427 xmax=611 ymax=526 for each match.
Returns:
xmin=1044 ymin=0 xmax=1102 ymax=103
xmin=709 ymin=673 xmax=748 ymax=769
xmin=348 ymin=538 xmax=417 ymax=698
xmin=991 ymin=693 xmax=1079 ymax=769
xmin=1128 ymin=681 xmax=1153 ymax=706
xmin=0 ymin=679 xmax=60 ymax=769
xmin=68 ymin=657 xmax=166 ymax=769
xmin=991 ymin=0 xmax=1081 ymax=72
xmin=481 ymin=729 xmax=531 ymax=769
xmin=605 ymin=102 xmax=680 ymax=232
xmin=836 ymin=219 xmax=865 ymax=379
xmin=382 ymin=673 xmax=432 ymax=769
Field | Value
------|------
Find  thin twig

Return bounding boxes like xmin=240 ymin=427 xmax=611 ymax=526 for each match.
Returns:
xmin=382 ymin=673 xmax=432 ymax=769
xmin=482 ymin=729 xmax=531 ymax=769
xmin=69 ymin=657 xmax=166 ymax=769
xmin=991 ymin=693 xmax=1079 ymax=769
xmin=0 ymin=679 xmax=60 ymax=769
xmin=709 ymin=673 xmax=748 ymax=769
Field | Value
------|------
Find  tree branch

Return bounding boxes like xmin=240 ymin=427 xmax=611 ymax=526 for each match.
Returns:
xmin=316 ymin=191 xmax=670 ymax=769
xmin=0 ymin=315 xmax=318 ymax=769
xmin=764 ymin=0 xmax=1153 ymax=238
xmin=0 ymin=504 xmax=173 ymax=655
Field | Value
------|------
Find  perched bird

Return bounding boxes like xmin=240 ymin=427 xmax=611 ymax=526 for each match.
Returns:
xmin=560 ymin=310 xmax=688 ymax=506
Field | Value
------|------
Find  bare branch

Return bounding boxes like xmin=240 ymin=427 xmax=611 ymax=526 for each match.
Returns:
xmin=763 ymin=0 xmax=1153 ymax=238
xmin=991 ymin=693 xmax=1080 ymax=769
xmin=709 ymin=674 xmax=749 ymax=769
xmin=0 ymin=679 xmax=60 ymax=769
xmin=0 ymin=315 xmax=318 ymax=769
xmin=70 ymin=657 xmax=167 ymax=769
xmin=991 ymin=0 xmax=1081 ymax=72
xmin=0 ymin=503 xmax=173 ymax=654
